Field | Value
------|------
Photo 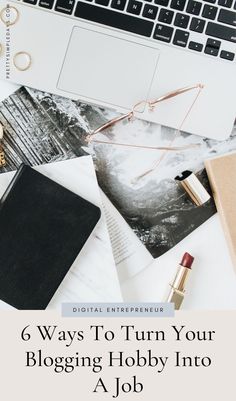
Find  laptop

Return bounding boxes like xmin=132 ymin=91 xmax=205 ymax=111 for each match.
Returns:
xmin=0 ymin=0 xmax=236 ymax=140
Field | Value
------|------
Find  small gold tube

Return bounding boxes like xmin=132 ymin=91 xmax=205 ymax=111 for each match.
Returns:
xmin=175 ymin=170 xmax=211 ymax=206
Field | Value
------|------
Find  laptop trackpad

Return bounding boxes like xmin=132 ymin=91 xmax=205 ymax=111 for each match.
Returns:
xmin=57 ymin=27 xmax=160 ymax=110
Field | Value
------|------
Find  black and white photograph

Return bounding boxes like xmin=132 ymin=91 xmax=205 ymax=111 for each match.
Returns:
xmin=1 ymin=86 xmax=236 ymax=258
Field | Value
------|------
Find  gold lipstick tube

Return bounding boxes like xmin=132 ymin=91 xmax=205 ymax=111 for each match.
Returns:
xmin=166 ymin=253 xmax=194 ymax=310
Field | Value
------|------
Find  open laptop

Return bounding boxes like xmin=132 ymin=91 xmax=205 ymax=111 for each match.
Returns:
xmin=0 ymin=0 xmax=235 ymax=140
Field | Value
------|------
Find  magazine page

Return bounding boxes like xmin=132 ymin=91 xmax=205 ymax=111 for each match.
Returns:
xmin=0 ymin=86 xmax=153 ymax=280
xmin=101 ymin=192 xmax=153 ymax=282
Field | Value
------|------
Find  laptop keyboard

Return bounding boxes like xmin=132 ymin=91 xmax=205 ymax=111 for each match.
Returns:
xmin=23 ymin=0 xmax=236 ymax=61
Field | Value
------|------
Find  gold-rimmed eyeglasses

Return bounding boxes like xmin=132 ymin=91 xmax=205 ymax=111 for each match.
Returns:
xmin=87 ymin=83 xmax=204 ymax=147
xmin=86 ymin=83 xmax=204 ymax=181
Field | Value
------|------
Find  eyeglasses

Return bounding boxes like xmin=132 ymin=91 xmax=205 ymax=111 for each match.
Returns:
xmin=86 ymin=83 xmax=204 ymax=180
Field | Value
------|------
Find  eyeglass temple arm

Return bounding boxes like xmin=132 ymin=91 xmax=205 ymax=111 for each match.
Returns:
xmin=88 ymin=111 xmax=132 ymax=137
xmin=88 ymin=83 xmax=204 ymax=138
xmin=149 ymin=83 xmax=204 ymax=108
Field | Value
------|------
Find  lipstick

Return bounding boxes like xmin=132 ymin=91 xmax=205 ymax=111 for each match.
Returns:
xmin=175 ymin=170 xmax=211 ymax=206
xmin=166 ymin=252 xmax=194 ymax=310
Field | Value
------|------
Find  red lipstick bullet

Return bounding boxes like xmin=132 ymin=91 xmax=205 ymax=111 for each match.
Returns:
xmin=181 ymin=252 xmax=194 ymax=269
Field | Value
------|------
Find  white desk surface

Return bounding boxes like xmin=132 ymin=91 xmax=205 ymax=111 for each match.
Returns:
xmin=122 ymin=214 xmax=236 ymax=309
xmin=1 ymin=81 xmax=236 ymax=310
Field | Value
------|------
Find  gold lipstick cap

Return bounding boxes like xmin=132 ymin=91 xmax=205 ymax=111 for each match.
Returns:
xmin=175 ymin=170 xmax=211 ymax=206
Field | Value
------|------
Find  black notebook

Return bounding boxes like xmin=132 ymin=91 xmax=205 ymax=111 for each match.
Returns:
xmin=0 ymin=164 xmax=101 ymax=310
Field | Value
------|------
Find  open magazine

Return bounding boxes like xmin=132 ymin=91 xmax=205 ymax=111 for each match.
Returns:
xmin=1 ymin=87 xmax=236 ymax=281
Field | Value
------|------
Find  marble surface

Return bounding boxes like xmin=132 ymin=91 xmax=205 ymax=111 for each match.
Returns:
xmin=0 ymin=156 xmax=123 ymax=310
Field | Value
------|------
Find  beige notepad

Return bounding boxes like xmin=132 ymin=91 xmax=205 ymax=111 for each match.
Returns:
xmin=205 ymin=151 xmax=236 ymax=270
